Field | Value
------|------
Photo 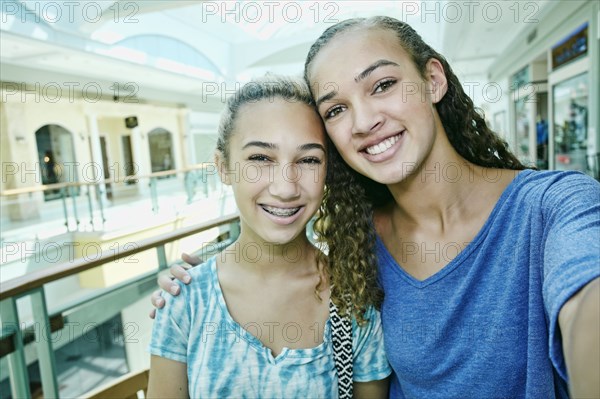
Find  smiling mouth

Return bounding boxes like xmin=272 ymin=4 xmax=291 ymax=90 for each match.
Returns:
xmin=364 ymin=133 xmax=403 ymax=155
xmin=261 ymin=205 xmax=301 ymax=217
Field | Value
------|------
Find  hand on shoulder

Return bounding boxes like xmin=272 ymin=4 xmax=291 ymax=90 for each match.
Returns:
xmin=149 ymin=253 xmax=199 ymax=319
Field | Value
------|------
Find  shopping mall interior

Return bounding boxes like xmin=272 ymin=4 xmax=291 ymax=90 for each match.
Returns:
xmin=1 ymin=0 xmax=599 ymax=397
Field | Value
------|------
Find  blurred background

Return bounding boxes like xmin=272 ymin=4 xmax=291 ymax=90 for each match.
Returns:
xmin=1 ymin=1 xmax=598 ymax=397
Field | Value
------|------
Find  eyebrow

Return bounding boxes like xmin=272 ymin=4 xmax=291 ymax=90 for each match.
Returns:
xmin=298 ymin=143 xmax=325 ymax=153
xmin=355 ymin=59 xmax=399 ymax=83
xmin=242 ymin=141 xmax=325 ymax=153
xmin=242 ymin=141 xmax=275 ymax=150
xmin=316 ymin=90 xmax=336 ymax=109
xmin=315 ymin=59 xmax=400 ymax=108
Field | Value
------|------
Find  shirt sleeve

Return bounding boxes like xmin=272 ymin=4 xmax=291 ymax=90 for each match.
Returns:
xmin=541 ymin=172 xmax=600 ymax=381
xmin=148 ymin=280 xmax=191 ymax=364
xmin=351 ymin=306 xmax=392 ymax=382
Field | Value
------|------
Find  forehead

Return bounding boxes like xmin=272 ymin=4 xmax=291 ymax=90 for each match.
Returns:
xmin=233 ymin=98 xmax=325 ymax=144
xmin=308 ymin=27 xmax=412 ymax=82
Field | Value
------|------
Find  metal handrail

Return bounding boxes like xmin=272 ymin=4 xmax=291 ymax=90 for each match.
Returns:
xmin=0 ymin=162 xmax=225 ymax=239
xmin=0 ymin=212 xmax=238 ymax=300
xmin=0 ymin=162 xmax=216 ymax=197
xmin=0 ymin=211 xmax=239 ymax=399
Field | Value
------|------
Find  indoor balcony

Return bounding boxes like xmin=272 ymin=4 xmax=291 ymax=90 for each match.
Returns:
xmin=1 ymin=167 xmax=240 ymax=398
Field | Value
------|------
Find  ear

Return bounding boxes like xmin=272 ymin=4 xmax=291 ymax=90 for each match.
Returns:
xmin=425 ymin=58 xmax=448 ymax=104
xmin=214 ymin=151 xmax=231 ymax=186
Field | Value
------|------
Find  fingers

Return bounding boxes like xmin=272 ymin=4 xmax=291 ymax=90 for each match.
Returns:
xmin=149 ymin=253 xmax=198 ymax=320
xmin=151 ymin=289 xmax=166 ymax=308
xmin=158 ymin=274 xmax=181 ymax=296
xmin=181 ymin=252 xmax=201 ymax=267
xmin=149 ymin=289 xmax=164 ymax=319
xmin=171 ymin=264 xmax=192 ymax=285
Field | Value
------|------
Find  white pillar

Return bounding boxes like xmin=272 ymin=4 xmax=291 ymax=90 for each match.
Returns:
xmin=178 ymin=109 xmax=193 ymax=167
xmin=86 ymin=114 xmax=108 ymax=204
xmin=129 ymin=124 xmax=149 ymax=194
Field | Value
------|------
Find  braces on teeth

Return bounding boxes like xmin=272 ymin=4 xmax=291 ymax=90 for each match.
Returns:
xmin=262 ymin=206 xmax=300 ymax=217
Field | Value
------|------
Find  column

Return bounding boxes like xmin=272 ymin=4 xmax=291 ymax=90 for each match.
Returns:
xmin=86 ymin=114 xmax=107 ymax=204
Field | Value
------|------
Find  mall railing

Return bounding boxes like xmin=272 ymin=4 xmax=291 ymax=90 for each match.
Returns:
xmin=0 ymin=163 xmax=226 ymax=244
xmin=0 ymin=212 xmax=240 ymax=399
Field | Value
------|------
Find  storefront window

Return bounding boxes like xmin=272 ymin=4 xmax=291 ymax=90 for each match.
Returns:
xmin=535 ymin=92 xmax=549 ymax=170
xmin=553 ymin=73 xmax=589 ymax=174
xmin=514 ymin=97 xmax=530 ymax=164
xmin=148 ymin=128 xmax=175 ymax=175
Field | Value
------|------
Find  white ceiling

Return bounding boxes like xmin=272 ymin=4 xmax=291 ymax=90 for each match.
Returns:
xmin=0 ymin=0 xmax=560 ymax=112
xmin=441 ymin=0 xmax=558 ymax=76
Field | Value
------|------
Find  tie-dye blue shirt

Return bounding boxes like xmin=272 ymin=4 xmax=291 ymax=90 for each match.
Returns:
xmin=149 ymin=256 xmax=391 ymax=398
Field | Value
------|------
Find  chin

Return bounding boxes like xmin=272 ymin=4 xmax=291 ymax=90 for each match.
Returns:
xmin=359 ymin=168 xmax=405 ymax=186
xmin=263 ymin=230 xmax=303 ymax=246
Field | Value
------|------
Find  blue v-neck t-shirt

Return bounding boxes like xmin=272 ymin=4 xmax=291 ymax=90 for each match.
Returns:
xmin=378 ymin=170 xmax=600 ymax=398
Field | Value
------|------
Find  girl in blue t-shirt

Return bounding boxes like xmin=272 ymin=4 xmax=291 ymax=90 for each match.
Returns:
xmin=156 ymin=16 xmax=599 ymax=399
xmin=300 ymin=16 xmax=598 ymax=398
xmin=147 ymin=75 xmax=391 ymax=398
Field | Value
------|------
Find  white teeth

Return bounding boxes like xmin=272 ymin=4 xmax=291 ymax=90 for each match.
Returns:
xmin=262 ymin=205 xmax=300 ymax=217
xmin=365 ymin=134 xmax=400 ymax=155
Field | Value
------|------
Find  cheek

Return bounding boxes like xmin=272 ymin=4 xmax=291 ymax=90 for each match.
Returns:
xmin=317 ymin=170 xmax=327 ymax=196
xmin=298 ymin=166 xmax=326 ymax=196
xmin=326 ymin=121 xmax=352 ymax=143
xmin=313 ymin=182 xmax=326 ymax=203
xmin=327 ymin=130 xmax=355 ymax=161
xmin=233 ymin=167 xmax=269 ymax=193
xmin=303 ymin=166 xmax=326 ymax=187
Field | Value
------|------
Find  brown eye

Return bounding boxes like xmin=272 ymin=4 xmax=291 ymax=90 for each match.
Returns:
xmin=373 ymin=79 xmax=396 ymax=94
xmin=248 ymin=154 xmax=271 ymax=162
xmin=324 ymin=105 xmax=345 ymax=120
xmin=299 ymin=157 xmax=322 ymax=165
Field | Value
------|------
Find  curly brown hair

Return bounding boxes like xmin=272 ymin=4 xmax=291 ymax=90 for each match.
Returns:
xmin=305 ymin=16 xmax=530 ymax=321
xmin=312 ymin=138 xmax=384 ymax=323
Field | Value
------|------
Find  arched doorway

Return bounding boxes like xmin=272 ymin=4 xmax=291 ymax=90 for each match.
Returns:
xmin=35 ymin=124 xmax=79 ymax=200
xmin=148 ymin=128 xmax=175 ymax=175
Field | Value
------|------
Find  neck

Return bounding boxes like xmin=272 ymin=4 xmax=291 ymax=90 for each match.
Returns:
xmin=386 ymin=125 xmax=503 ymax=228
xmin=230 ymin=232 xmax=317 ymax=276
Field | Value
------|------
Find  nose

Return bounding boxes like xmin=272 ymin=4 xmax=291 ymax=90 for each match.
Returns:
xmin=268 ymin=163 xmax=301 ymax=200
xmin=351 ymin=101 xmax=383 ymax=135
